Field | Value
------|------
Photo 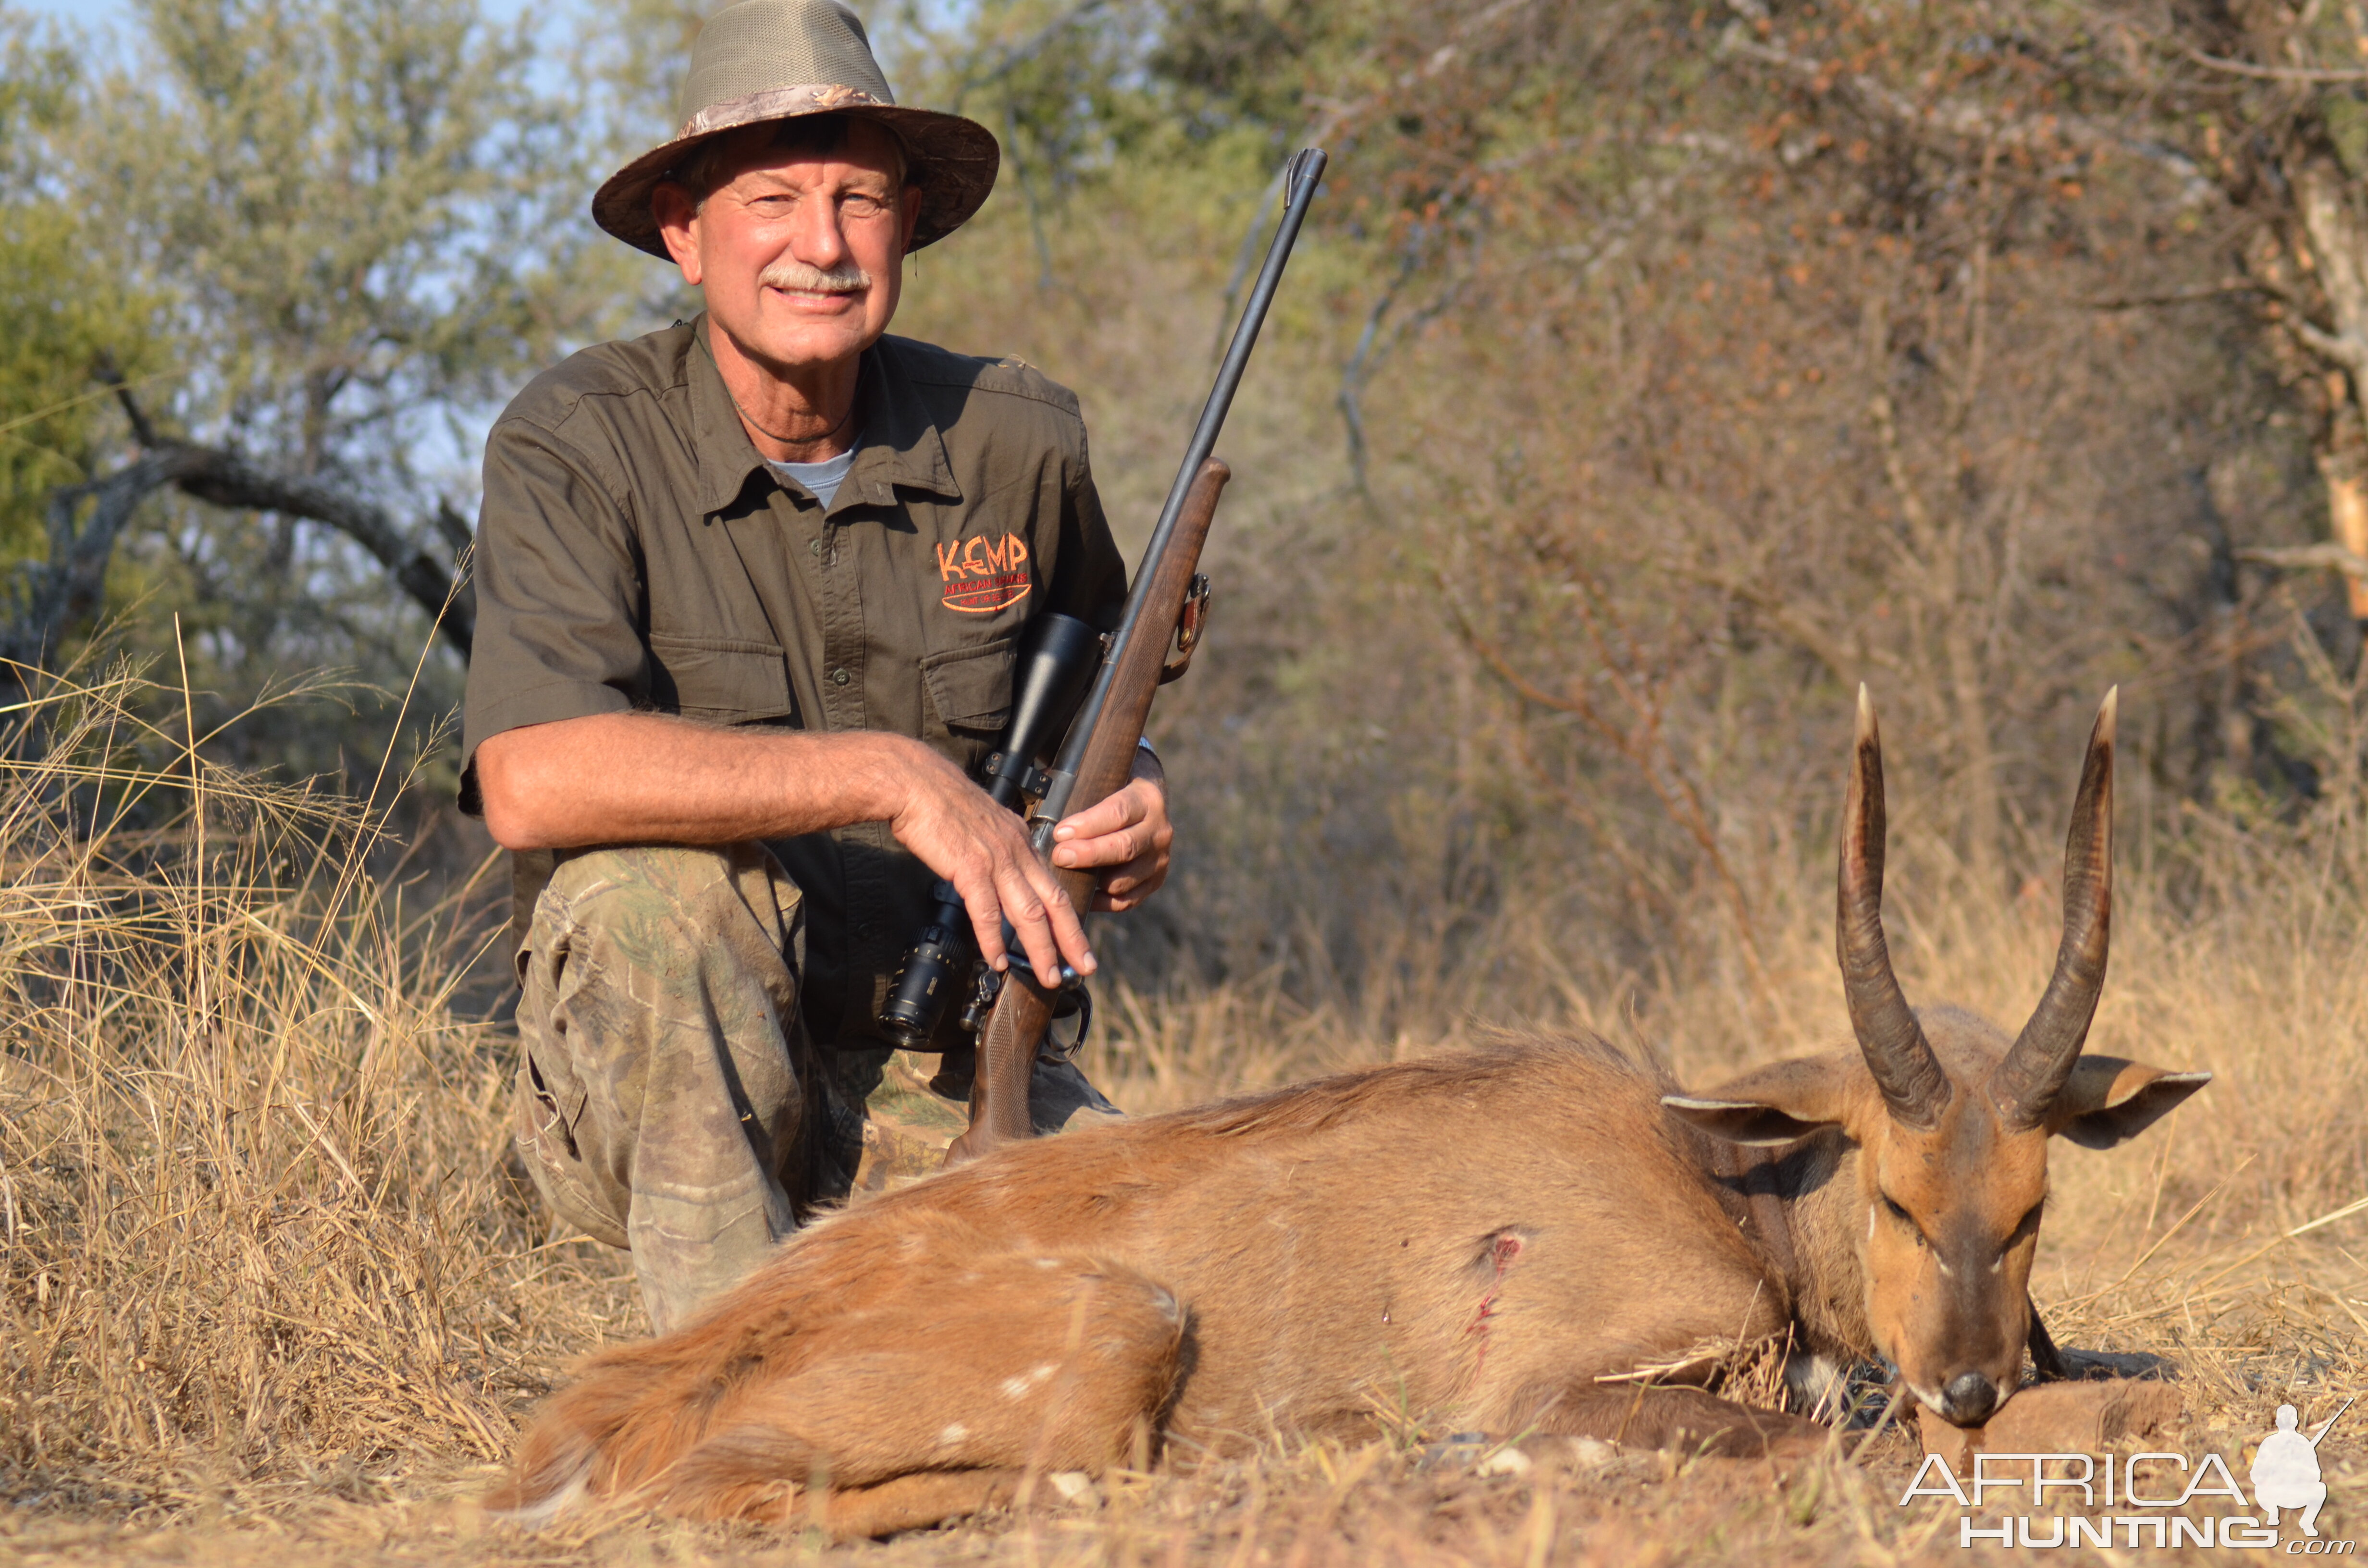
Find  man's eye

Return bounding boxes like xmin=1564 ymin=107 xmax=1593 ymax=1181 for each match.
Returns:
xmin=841 ymin=195 xmax=888 ymax=218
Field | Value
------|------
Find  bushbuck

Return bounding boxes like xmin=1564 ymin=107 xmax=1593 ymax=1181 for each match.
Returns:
xmin=493 ymin=688 xmax=2208 ymax=1535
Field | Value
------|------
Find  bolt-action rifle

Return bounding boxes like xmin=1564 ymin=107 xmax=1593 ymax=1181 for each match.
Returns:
xmin=902 ymin=147 xmax=1326 ymax=1166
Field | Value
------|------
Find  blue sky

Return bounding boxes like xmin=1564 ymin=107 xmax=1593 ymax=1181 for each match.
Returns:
xmin=16 ymin=0 xmax=547 ymax=41
xmin=16 ymin=0 xmax=130 ymax=26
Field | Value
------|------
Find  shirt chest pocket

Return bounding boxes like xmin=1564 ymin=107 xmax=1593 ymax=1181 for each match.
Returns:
xmin=919 ymin=637 xmax=1015 ymax=737
xmin=648 ymin=634 xmax=798 ymax=725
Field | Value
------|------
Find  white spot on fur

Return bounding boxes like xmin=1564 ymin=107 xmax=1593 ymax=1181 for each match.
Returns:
xmin=938 ymin=1422 xmax=968 ymax=1445
xmin=1989 ymin=1254 xmax=2005 ymax=1274
xmin=486 ymin=1458 xmax=592 ymax=1529
xmin=1034 ymin=1257 xmax=1061 ymax=1269
xmin=1867 ymin=1207 xmax=1878 ymax=1240
xmin=1934 ymin=1256 xmax=1954 ymax=1277
xmin=1000 ymin=1362 xmax=1060 ymax=1399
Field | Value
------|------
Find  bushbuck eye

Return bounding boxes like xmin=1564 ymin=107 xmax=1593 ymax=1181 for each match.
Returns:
xmin=1880 ymin=1192 xmax=1926 ymax=1247
xmin=1998 ymin=1200 xmax=2045 ymax=1261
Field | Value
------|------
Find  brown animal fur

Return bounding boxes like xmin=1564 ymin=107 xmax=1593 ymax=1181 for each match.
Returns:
xmin=488 ymin=1210 xmax=1184 ymax=1526
xmin=498 ymin=1040 xmax=1843 ymax=1533
xmin=493 ymin=691 xmax=2207 ymax=1535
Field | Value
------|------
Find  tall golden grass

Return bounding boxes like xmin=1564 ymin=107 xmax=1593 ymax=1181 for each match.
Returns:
xmin=0 ymin=655 xmax=2360 ymax=1563
xmin=0 ymin=658 xmax=636 ymax=1513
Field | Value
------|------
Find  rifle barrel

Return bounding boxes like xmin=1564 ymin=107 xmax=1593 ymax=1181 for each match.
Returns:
xmin=1032 ymin=147 xmax=1327 ymax=835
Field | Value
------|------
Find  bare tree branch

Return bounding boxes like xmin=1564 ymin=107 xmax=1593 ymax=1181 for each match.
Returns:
xmin=1718 ymin=27 xmax=2218 ymax=201
xmin=9 ymin=383 xmax=475 ymax=686
xmin=2081 ymin=279 xmax=2271 ymax=310
xmin=2237 ymin=542 xmax=2368 ymax=581
xmin=167 ymin=444 xmax=474 ymax=657
xmin=0 ymin=449 xmax=207 ymax=674
xmin=949 ymin=0 xmax=1109 ymax=112
xmin=2183 ymin=48 xmax=2368 ymax=83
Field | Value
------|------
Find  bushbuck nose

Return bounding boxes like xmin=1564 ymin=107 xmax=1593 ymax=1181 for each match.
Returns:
xmin=1942 ymin=1372 xmax=1999 ymax=1425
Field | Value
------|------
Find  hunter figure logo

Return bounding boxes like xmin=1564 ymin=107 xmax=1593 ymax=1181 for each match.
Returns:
xmin=2257 ymin=1400 xmax=2349 ymax=1538
xmin=1899 ymin=1395 xmax=2352 ymax=1550
xmin=937 ymin=531 xmax=1033 ymax=613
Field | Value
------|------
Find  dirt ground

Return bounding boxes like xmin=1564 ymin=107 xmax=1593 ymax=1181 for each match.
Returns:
xmin=2 ymin=1422 xmax=2358 ymax=1566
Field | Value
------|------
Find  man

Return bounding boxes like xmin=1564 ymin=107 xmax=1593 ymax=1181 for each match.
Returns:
xmin=461 ymin=0 xmax=1170 ymax=1332
xmin=2252 ymin=1403 xmax=2337 ymax=1537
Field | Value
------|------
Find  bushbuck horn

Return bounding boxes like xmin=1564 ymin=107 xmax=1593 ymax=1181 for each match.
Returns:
xmin=1987 ymin=688 xmax=2117 ymax=1131
xmin=1838 ymin=687 xmax=1950 ymax=1129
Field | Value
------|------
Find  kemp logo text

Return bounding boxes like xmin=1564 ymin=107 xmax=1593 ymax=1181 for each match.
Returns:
xmin=1902 ymin=1400 xmax=2350 ymax=1551
xmin=936 ymin=533 xmax=1032 ymax=613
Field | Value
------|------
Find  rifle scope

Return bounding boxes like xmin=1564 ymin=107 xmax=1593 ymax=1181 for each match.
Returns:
xmin=878 ymin=612 xmax=1104 ymax=1048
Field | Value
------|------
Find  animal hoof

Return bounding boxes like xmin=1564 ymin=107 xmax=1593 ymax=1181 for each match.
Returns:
xmin=1047 ymin=1471 xmax=1100 ymax=1507
xmin=1478 ymin=1447 xmax=1533 ymax=1478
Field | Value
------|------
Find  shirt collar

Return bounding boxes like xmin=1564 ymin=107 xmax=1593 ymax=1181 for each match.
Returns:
xmin=689 ymin=314 xmax=962 ymax=516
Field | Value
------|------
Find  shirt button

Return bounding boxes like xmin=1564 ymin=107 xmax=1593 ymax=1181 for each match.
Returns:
xmin=831 ymin=667 xmax=851 ymax=686
xmin=809 ymin=538 xmax=823 ymax=557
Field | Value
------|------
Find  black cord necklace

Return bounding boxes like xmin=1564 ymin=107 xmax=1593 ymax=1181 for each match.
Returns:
xmin=728 ymin=383 xmax=856 ymax=454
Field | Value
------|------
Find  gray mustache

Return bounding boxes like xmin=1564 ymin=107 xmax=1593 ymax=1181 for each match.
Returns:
xmin=760 ymin=258 xmax=870 ymax=294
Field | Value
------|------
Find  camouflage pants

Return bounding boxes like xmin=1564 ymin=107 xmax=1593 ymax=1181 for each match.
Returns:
xmin=510 ymin=843 xmax=1120 ymax=1333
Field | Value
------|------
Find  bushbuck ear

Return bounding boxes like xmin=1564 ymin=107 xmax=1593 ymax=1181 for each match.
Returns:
xmin=1663 ymin=1057 xmax=1856 ymax=1147
xmin=2047 ymin=1055 xmax=2211 ymax=1150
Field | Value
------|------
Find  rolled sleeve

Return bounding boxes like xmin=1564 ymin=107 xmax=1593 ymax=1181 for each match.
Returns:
xmin=461 ymin=415 xmax=651 ymax=771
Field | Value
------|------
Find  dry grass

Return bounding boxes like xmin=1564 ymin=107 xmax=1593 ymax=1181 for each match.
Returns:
xmin=0 ymin=661 xmax=2362 ymax=1565
xmin=0 ymin=662 xmax=641 ymax=1519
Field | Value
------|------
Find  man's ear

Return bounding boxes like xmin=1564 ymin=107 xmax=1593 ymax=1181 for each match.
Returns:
xmin=2047 ymin=1056 xmax=2210 ymax=1150
xmin=900 ymin=182 xmax=924 ymax=256
xmin=1664 ymin=1054 xmax=1860 ymax=1147
xmin=653 ymin=182 xmax=704 ymax=285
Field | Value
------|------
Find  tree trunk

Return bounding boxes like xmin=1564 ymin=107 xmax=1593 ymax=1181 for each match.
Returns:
xmin=2288 ymin=155 xmax=2368 ymax=622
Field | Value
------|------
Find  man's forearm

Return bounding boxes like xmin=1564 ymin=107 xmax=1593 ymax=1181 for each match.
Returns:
xmin=475 ymin=711 xmax=925 ymax=851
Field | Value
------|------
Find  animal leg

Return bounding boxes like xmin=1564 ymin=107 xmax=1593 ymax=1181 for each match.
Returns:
xmin=641 ymin=1465 xmax=1026 ymax=1538
xmin=819 ymin=1469 xmax=1023 ymax=1539
xmin=510 ymin=1248 xmax=1186 ymax=1529
xmin=1459 ymin=1207 xmax=1811 ymax=1460
xmin=1511 ymin=1381 xmax=1829 ymax=1460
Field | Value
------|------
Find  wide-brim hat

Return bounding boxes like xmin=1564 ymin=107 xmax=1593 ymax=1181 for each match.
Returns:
xmin=593 ymin=0 xmax=999 ymax=258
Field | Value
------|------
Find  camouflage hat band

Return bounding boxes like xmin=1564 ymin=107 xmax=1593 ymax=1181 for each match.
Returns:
xmin=592 ymin=0 xmax=999 ymax=258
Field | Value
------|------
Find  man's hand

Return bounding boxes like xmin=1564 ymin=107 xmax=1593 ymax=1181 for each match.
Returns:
xmin=1049 ymin=747 xmax=1172 ymax=912
xmin=884 ymin=740 xmax=1097 ymax=983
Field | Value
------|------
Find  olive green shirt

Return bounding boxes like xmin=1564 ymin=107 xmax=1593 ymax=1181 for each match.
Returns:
xmin=462 ymin=315 xmax=1127 ymax=1048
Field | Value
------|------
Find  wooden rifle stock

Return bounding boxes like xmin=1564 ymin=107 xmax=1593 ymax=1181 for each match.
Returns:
xmin=945 ymin=457 xmax=1232 ymax=1165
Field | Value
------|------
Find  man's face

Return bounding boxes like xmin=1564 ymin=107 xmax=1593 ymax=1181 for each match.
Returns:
xmin=654 ymin=120 xmax=921 ymax=378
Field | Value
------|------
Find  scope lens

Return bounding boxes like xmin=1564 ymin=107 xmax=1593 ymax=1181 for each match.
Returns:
xmin=881 ymin=919 xmax=972 ymax=1046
